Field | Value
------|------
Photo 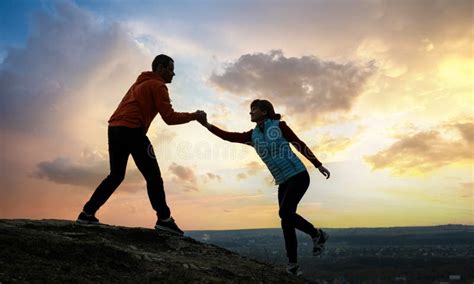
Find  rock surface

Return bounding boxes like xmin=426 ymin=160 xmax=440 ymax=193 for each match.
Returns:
xmin=0 ymin=219 xmax=308 ymax=283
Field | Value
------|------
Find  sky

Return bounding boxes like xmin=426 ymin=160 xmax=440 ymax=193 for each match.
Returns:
xmin=0 ymin=0 xmax=472 ymax=230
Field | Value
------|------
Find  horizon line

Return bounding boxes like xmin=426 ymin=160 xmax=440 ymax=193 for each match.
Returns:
xmin=1 ymin=218 xmax=472 ymax=232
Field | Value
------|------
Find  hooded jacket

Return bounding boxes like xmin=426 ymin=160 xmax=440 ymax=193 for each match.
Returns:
xmin=108 ymin=72 xmax=196 ymax=133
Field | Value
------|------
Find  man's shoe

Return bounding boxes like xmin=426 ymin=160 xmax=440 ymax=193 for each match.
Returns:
xmin=155 ymin=217 xmax=184 ymax=236
xmin=286 ymin=263 xmax=303 ymax=276
xmin=76 ymin=211 xmax=99 ymax=224
xmin=313 ymin=229 xmax=329 ymax=256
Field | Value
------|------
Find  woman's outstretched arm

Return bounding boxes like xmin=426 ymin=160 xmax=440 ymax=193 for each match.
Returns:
xmin=203 ymin=122 xmax=253 ymax=145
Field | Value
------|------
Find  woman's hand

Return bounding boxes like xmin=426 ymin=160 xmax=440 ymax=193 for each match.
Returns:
xmin=318 ymin=165 xmax=330 ymax=179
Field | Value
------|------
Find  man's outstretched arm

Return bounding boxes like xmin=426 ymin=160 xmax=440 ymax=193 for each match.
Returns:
xmin=155 ymin=85 xmax=201 ymax=125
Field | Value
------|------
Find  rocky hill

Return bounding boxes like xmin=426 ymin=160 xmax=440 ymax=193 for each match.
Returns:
xmin=0 ymin=219 xmax=307 ymax=283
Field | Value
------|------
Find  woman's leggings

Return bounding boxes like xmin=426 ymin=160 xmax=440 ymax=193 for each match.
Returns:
xmin=278 ymin=170 xmax=319 ymax=263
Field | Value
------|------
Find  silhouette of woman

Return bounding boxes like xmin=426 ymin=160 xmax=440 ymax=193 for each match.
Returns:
xmin=200 ymin=99 xmax=330 ymax=276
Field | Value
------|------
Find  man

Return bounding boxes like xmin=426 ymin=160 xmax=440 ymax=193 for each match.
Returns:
xmin=77 ymin=54 xmax=206 ymax=235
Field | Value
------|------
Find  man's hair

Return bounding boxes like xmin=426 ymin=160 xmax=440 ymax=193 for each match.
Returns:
xmin=152 ymin=54 xmax=174 ymax=72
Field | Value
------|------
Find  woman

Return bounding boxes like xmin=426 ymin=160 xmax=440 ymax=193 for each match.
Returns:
xmin=200 ymin=99 xmax=330 ymax=276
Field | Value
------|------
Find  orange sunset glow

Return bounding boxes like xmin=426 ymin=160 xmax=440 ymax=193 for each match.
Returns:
xmin=0 ymin=0 xmax=472 ymax=230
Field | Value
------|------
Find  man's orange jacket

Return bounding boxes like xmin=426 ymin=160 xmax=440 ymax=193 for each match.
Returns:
xmin=108 ymin=72 xmax=196 ymax=133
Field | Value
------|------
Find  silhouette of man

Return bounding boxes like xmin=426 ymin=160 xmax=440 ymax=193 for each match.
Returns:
xmin=77 ymin=54 xmax=205 ymax=235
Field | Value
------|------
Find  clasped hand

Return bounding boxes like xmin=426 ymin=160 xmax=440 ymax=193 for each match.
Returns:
xmin=195 ymin=110 xmax=208 ymax=126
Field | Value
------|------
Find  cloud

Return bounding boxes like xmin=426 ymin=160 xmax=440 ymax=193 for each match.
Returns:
xmin=1 ymin=1 xmax=151 ymax=198
xmin=245 ymin=161 xmax=265 ymax=177
xmin=356 ymin=37 xmax=408 ymax=78
xmin=452 ymin=122 xmax=474 ymax=145
xmin=313 ymin=135 xmax=353 ymax=155
xmin=34 ymin=148 xmax=143 ymax=191
xmin=246 ymin=161 xmax=263 ymax=170
xmin=35 ymin=157 xmax=107 ymax=187
xmin=209 ymin=103 xmax=231 ymax=122
xmin=0 ymin=1 xmax=145 ymax=133
xmin=168 ymin=162 xmax=196 ymax=182
xmin=202 ymin=172 xmax=222 ymax=183
xmin=236 ymin=161 xmax=265 ymax=181
xmin=210 ymin=50 xmax=375 ymax=125
xmin=168 ymin=162 xmax=198 ymax=191
xmin=236 ymin=173 xmax=247 ymax=180
xmin=365 ymin=121 xmax=474 ymax=175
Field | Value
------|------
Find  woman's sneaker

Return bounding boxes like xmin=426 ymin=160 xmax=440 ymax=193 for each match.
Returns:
xmin=286 ymin=263 xmax=303 ymax=276
xmin=76 ymin=211 xmax=99 ymax=224
xmin=155 ymin=217 xmax=184 ymax=236
xmin=312 ymin=229 xmax=329 ymax=256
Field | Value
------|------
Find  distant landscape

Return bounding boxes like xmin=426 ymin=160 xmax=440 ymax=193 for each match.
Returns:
xmin=187 ymin=225 xmax=474 ymax=283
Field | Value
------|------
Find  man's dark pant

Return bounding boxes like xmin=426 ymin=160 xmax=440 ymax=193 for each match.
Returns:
xmin=83 ymin=126 xmax=170 ymax=220
xmin=278 ymin=170 xmax=319 ymax=263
